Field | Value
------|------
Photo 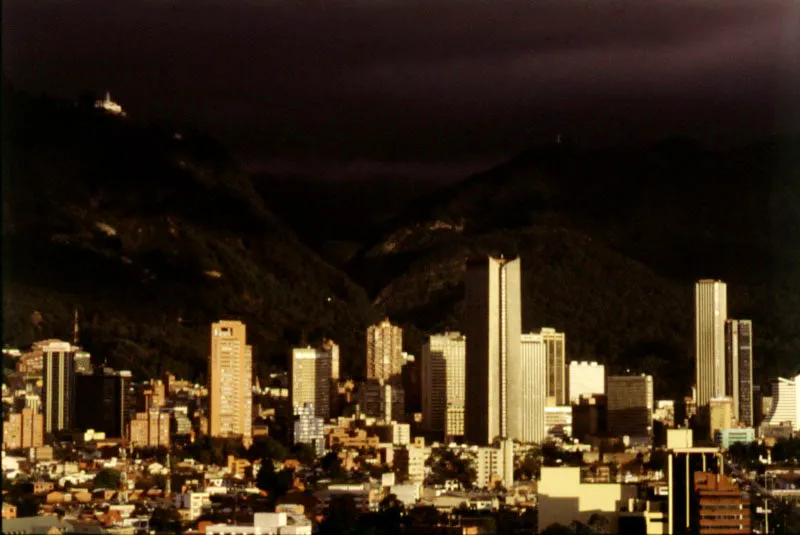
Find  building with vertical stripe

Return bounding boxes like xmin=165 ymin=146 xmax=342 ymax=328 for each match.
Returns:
xmin=209 ymin=320 xmax=253 ymax=446
xmin=695 ymin=280 xmax=728 ymax=412
xmin=42 ymin=340 xmax=77 ymax=433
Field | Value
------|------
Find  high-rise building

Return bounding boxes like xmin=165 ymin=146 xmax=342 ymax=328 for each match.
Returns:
xmin=421 ymin=332 xmax=466 ymax=439
xmin=359 ymin=379 xmax=404 ymax=422
xmin=366 ymin=319 xmax=403 ymax=381
xmin=762 ymin=374 xmax=800 ymax=431
xmin=41 ymin=340 xmax=77 ymax=433
xmin=128 ymin=409 xmax=170 ymax=448
xmin=73 ymin=351 xmax=93 ymax=375
xmin=541 ymin=328 xmax=567 ymax=406
xmin=695 ymin=280 xmax=728 ymax=411
xmin=75 ymin=369 xmax=126 ymax=438
xmin=291 ymin=347 xmax=331 ymax=420
xmin=520 ymin=333 xmax=547 ymax=443
xmin=322 ymin=338 xmax=340 ymax=380
xmin=568 ymin=361 xmax=605 ymax=403
xmin=293 ymin=403 xmax=325 ymax=456
xmin=209 ymin=321 xmax=253 ymax=446
xmin=607 ymin=375 xmax=654 ymax=439
xmin=725 ymin=319 xmax=753 ymax=427
xmin=2 ymin=408 xmax=44 ymax=450
xmin=464 ymin=257 xmax=523 ymax=445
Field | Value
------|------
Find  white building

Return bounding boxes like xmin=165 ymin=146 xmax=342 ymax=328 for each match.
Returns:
xmin=422 ymin=333 xmax=466 ymax=439
xmin=568 ymin=361 xmax=605 ymax=403
xmin=394 ymin=445 xmax=427 ymax=485
xmin=762 ymin=374 xmax=800 ymax=431
xmin=473 ymin=439 xmax=514 ymax=490
xmin=695 ymin=280 xmax=728 ymax=410
xmin=206 ymin=512 xmax=312 ymax=535
xmin=391 ymin=422 xmax=411 ymax=446
xmin=520 ymin=334 xmax=547 ymax=444
xmin=293 ymin=403 xmax=325 ymax=456
xmin=174 ymin=491 xmax=210 ymax=521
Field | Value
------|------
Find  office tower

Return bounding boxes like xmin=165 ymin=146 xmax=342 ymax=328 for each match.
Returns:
xmin=607 ymin=375 xmax=654 ymax=439
xmin=366 ymin=318 xmax=403 ymax=381
xmin=541 ymin=328 xmax=566 ymax=406
xmin=75 ymin=369 xmax=126 ymax=438
xmin=322 ymin=338 xmax=340 ymax=380
xmin=421 ymin=332 xmax=466 ymax=439
xmin=520 ymin=333 xmax=547 ymax=443
xmin=762 ymin=374 xmax=800 ymax=431
xmin=209 ymin=321 xmax=253 ymax=445
xmin=291 ymin=347 xmax=331 ymax=419
xmin=464 ymin=256 xmax=523 ymax=445
xmin=572 ymin=395 xmax=608 ymax=442
xmin=142 ymin=379 xmax=166 ymax=411
xmin=401 ymin=353 xmax=422 ymax=415
xmin=42 ymin=340 xmax=77 ymax=433
xmin=695 ymin=280 xmax=728 ymax=410
xmin=359 ymin=379 xmax=404 ymax=422
xmin=725 ymin=319 xmax=753 ymax=426
xmin=128 ymin=409 xmax=170 ymax=448
xmin=568 ymin=361 xmax=605 ymax=403
xmin=293 ymin=403 xmax=325 ymax=456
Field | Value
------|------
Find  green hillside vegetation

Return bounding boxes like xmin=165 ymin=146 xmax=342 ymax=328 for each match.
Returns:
xmin=2 ymin=87 xmax=378 ymax=379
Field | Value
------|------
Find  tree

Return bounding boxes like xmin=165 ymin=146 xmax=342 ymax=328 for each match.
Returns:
xmin=587 ymin=513 xmax=611 ymax=534
xmin=247 ymin=436 xmax=288 ymax=462
xmin=289 ymin=442 xmax=317 ymax=465
xmin=256 ymin=459 xmax=293 ymax=506
xmin=515 ymin=447 xmax=542 ymax=480
xmin=319 ymin=495 xmax=359 ymax=535
xmin=321 ymin=451 xmax=345 ymax=480
xmin=93 ymin=468 xmax=122 ymax=490
xmin=540 ymin=523 xmax=575 ymax=535
xmin=425 ymin=446 xmax=476 ymax=489
xmin=149 ymin=506 xmax=181 ymax=534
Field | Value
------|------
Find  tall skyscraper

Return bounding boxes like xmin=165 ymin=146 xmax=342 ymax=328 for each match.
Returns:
xmin=421 ymin=332 xmax=466 ymax=439
xmin=322 ymin=338 xmax=340 ymax=380
xmin=75 ymin=368 xmax=127 ymax=438
xmin=607 ymin=374 xmax=654 ymax=439
xmin=42 ymin=340 xmax=77 ymax=433
xmin=366 ymin=319 xmax=403 ymax=381
xmin=209 ymin=321 xmax=253 ymax=446
xmin=291 ymin=347 xmax=331 ymax=419
xmin=725 ymin=319 xmax=754 ymax=426
xmin=464 ymin=256 xmax=523 ymax=445
xmin=520 ymin=333 xmax=547 ymax=443
xmin=541 ymin=328 xmax=567 ymax=406
xmin=695 ymin=280 xmax=727 ymax=411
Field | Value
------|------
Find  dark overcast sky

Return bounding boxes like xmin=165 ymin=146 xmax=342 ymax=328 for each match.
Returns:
xmin=4 ymin=0 xmax=799 ymax=180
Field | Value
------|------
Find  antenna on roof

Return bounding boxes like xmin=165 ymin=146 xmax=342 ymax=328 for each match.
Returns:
xmin=73 ymin=307 xmax=79 ymax=345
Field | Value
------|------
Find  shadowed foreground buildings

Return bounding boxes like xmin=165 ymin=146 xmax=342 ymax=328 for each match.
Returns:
xmin=209 ymin=320 xmax=253 ymax=446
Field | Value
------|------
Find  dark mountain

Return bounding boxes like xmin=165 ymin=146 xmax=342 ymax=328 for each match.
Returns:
xmin=1 ymin=87 xmax=378 ymax=380
xmin=346 ymin=138 xmax=800 ymax=398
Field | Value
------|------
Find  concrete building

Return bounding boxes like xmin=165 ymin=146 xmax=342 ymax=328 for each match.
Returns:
xmin=695 ymin=280 xmax=728 ymax=412
xmin=394 ymin=445 xmax=427 ymax=485
xmin=359 ymin=379 xmax=404 ymax=422
xmin=542 ymin=328 xmax=567 ymax=407
xmin=174 ymin=491 xmax=211 ymax=521
xmin=421 ymin=332 xmax=466 ymax=439
xmin=366 ymin=318 xmax=403 ymax=381
xmin=73 ymin=351 xmax=92 ymax=375
xmin=41 ymin=340 xmax=77 ymax=433
xmin=291 ymin=347 xmax=331 ymax=419
xmin=693 ymin=472 xmax=750 ymax=534
xmin=474 ymin=440 xmax=514 ymax=490
xmin=607 ymin=375 xmax=654 ymax=439
xmin=209 ymin=321 xmax=253 ymax=446
xmin=537 ymin=466 xmax=638 ymax=533
xmin=464 ymin=256 xmax=523 ymax=445
xmin=572 ymin=395 xmax=607 ymax=443
xmin=293 ymin=403 xmax=325 ymax=456
xmin=762 ymin=374 xmax=800 ymax=431
xmin=709 ymin=397 xmax=734 ymax=440
xmin=544 ymin=406 xmax=573 ymax=439
xmin=725 ymin=319 xmax=753 ymax=426
xmin=568 ymin=361 xmax=605 ymax=403
xmin=322 ymin=338 xmax=340 ymax=381
xmin=714 ymin=428 xmax=755 ymax=449
xmin=520 ymin=333 xmax=547 ymax=443
xmin=2 ymin=408 xmax=44 ymax=450
xmin=206 ymin=512 xmax=312 ymax=535
xmin=128 ymin=409 xmax=170 ymax=448
xmin=667 ymin=438 xmax=723 ymax=535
